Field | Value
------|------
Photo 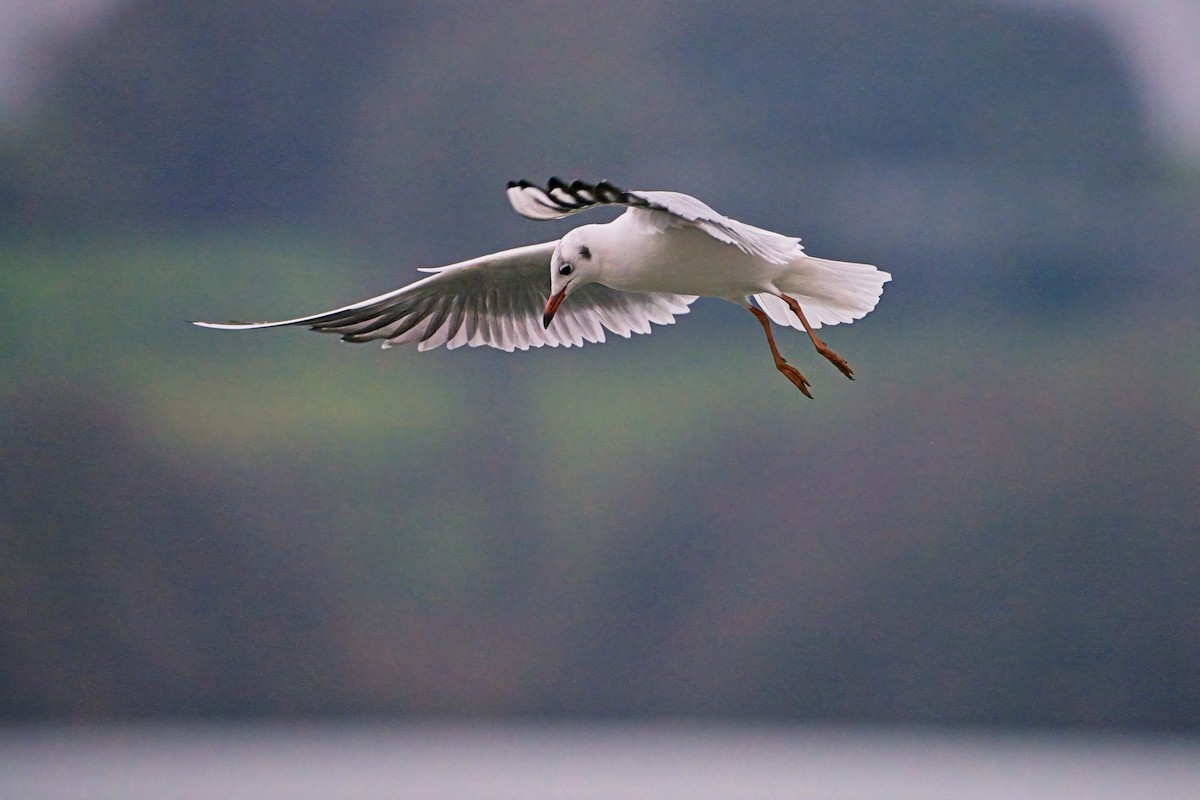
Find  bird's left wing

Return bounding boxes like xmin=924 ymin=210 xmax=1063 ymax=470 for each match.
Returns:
xmin=194 ymin=241 xmax=695 ymax=352
xmin=507 ymin=177 xmax=802 ymax=265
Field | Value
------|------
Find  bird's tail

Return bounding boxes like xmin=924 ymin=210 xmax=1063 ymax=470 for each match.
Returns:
xmin=755 ymin=256 xmax=891 ymax=329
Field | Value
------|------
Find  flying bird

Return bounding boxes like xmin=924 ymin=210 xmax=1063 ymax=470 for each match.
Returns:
xmin=196 ymin=178 xmax=890 ymax=396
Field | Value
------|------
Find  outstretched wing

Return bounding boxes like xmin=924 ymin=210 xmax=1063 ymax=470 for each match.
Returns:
xmin=194 ymin=241 xmax=696 ymax=352
xmin=507 ymin=177 xmax=803 ymax=265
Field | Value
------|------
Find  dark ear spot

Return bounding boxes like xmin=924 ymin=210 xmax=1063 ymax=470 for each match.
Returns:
xmin=579 ymin=245 xmax=591 ymax=260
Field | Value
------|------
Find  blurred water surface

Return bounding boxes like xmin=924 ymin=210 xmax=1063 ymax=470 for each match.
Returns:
xmin=2 ymin=721 xmax=1198 ymax=800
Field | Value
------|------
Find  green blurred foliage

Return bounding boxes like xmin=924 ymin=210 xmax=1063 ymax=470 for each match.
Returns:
xmin=2 ymin=234 xmax=1198 ymax=725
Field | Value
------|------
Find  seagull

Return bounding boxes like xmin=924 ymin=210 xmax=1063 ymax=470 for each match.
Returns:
xmin=195 ymin=178 xmax=890 ymax=397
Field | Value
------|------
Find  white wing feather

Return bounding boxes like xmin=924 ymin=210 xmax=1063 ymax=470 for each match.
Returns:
xmin=194 ymin=241 xmax=696 ymax=352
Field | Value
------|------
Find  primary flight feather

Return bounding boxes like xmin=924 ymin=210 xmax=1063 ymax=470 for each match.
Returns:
xmin=195 ymin=177 xmax=891 ymax=396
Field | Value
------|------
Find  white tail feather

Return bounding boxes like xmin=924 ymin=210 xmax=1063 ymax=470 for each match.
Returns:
xmin=755 ymin=256 xmax=891 ymax=330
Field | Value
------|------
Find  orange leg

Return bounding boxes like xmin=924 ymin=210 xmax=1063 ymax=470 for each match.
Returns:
xmin=749 ymin=306 xmax=812 ymax=398
xmin=779 ymin=294 xmax=854 ymax=380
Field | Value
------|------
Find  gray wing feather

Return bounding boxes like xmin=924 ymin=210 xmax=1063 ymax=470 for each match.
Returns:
xmin=507 ymin=177 xmax=802 ymax=264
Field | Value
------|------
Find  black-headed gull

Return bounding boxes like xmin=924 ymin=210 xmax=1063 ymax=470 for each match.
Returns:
xmin=196 ymin=178 xmax=890 ymax=396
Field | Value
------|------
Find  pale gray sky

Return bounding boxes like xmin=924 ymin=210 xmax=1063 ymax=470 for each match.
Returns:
xmin=1003 ymin=0 xmax=1200 ymax=163
xmin=0 ymin=0 xmax=1197 ymax=161
xmin=0 ymin=0 xmax=122 ymax=109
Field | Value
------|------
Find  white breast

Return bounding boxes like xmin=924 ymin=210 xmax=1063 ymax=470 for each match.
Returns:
xmin=596 ymin=213 xmax=786 ymax=299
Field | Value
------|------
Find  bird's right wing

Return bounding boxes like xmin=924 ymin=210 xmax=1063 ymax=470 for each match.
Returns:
xmin=507 ymin=177 xmax=803 ymax=264
xmin=194 ymin=241 xmax=696 ymax=352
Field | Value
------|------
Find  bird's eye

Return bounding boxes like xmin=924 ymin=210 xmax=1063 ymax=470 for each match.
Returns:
xmin=559 ymin=264 xmax=574 ymax=276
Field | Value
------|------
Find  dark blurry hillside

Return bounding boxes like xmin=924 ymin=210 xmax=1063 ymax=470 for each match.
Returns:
xmin=11 ymin=3 xmax=1148 ymax=241
xmin=12 ymin=0 xmax=417 ymax=227
xmin=8 ymin=0 xmax=1168 ymax=316
xmin=0 ymin=391 xmax=342 ymax=715
xmin=2 ymin=0 xmax=1198 ymax=729
xmin=683 ymin=0 xmax=1146 ymax=175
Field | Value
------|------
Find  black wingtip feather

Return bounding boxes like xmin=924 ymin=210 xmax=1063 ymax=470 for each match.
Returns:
xmin=508 ymin=178 xmax=657 ymax=219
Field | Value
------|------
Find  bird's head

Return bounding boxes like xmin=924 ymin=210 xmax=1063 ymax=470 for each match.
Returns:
xmin=544 ymin=226 xmax=601 ymax=329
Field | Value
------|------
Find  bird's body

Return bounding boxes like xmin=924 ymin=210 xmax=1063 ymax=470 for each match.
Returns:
xmin=573 ymin=211 xmax=884 ymax=320
xmin=583 ymin=216 xmax=769 ymax=297
xmin=196 ymin=178 xmax=891 ymax=396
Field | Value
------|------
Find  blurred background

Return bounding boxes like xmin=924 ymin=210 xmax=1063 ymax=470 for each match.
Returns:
xmin=1 ymin=0 xmax=1198 ymax=796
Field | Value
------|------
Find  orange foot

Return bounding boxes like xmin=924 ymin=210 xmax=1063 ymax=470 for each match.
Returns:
xmin=775 ymin=360 xmax=813 ymax=398
xmin=815 ymin=339 xmax=854 ymax=380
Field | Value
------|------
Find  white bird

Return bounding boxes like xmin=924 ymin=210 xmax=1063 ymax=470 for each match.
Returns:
xmin=196 ymin=178 xmax=891 ymax=396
